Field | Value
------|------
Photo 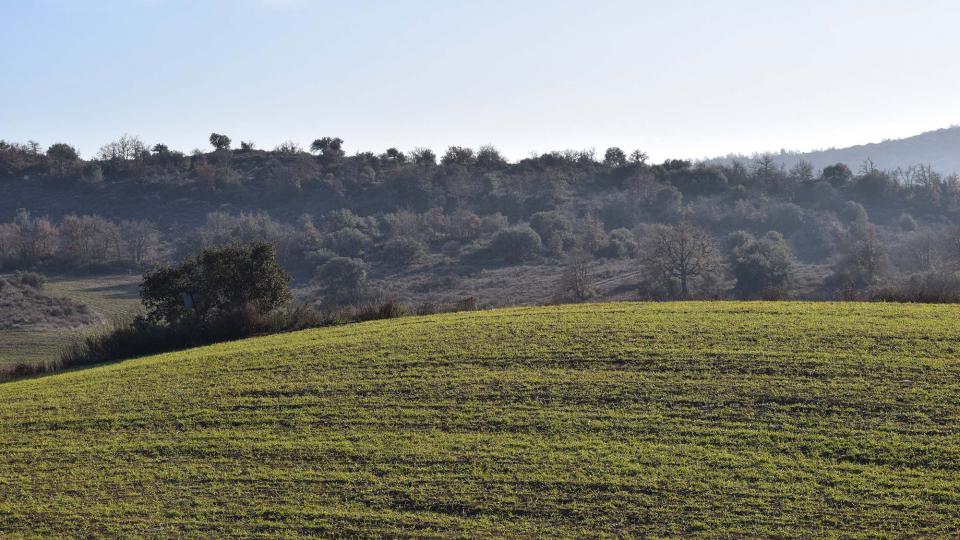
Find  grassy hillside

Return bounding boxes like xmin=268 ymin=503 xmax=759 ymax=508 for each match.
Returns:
xmin=0 ymin=302 xmax=958 ymax=537
xmin=0 ymin=274 xmax=141 ymax=367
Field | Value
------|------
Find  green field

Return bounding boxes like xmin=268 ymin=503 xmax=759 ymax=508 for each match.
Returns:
xmin=0 ymin=302 xmax=958 ymax=537
xmin=0 ymin=274 xmax=141 ymax=367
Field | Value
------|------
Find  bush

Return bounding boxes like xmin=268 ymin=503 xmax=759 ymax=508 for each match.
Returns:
xmin=414 ymin=297 xmax=478 ymax=316
xmin=529 ymin=211 xmax=574 ymax=256
xmin=350 ymin=299 xmax=407 ymax=322
xmin=324 ymin=227 xmax=372 ymax=258
xmin=826 ymin=226 xmax=888 ymax=293
xmin=898 ymin=213 xmax=918 ymax=232
xmin=454 ymin=296 xmax=479 ymax=311
xmin=305 ymin=248 xmax=338 ymax=269
xmin=480 ymin=213 xmax=510 ymax=236
xmin=840 ymin=201 xmax=868 ymax=226
xmin=765 ymin=204 xmax=804 ymax=236
xmin=381 ymin=237 xmax=426 ymax=269
xmin=851 ymin=171 xmax=895 ymax=202
xmin=488 ymin=226 xmax=542 ymax=262
xmin=601 ymin=228 xmax=637 ymax=259
xmin=822 ymin=163 xmax=852 ymax=187
xmin=54 ymin=301 xmax=345 ymax=376
xmin=727 ymin=231 xmax=793 ymax=299
xmin=12 ymin=271 xmax=45 ymax=289
xmin=871 ymin=272 xmax=960 ymax=303
xmin=314 ymin=257 xmax=367 ymax=306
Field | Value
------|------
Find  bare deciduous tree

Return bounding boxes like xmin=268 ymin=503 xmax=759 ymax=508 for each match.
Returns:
xmin=121 ymin=220 xmax=161 ymax=267
xmin=555 ymin=250 xmax=595 ymax=303
xmin=641 ymin=223 xmax=722 ymax=298
xmin=96 ymin=134 xmax=146 ymax=161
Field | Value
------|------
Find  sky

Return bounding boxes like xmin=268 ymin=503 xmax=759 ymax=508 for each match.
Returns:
xmin=3 ymin=0 xmax=960 ymax=161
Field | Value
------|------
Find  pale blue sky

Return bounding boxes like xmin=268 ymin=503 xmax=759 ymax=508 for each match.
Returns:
xmin=3 ymin=0 xmax=960 ymax=161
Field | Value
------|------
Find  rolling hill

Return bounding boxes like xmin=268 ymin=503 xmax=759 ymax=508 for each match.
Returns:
xmin=706 ymin=125 xmax=960 ymax=175
xmin=0 ymin=274 xmax=142 ymax=368
xmin=0 ymin=302 xmax=958 ymax=537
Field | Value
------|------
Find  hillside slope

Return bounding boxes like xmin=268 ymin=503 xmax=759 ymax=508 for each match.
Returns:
xmin=0 ymin=277 xmax=98 ymax=331
xmin=0 ymin=302 xmax=958 ymax=537
xmin=0 ymin=274 xmax=141 ymax=368
xmin=708 ymin=125 xmax=960 ymax=174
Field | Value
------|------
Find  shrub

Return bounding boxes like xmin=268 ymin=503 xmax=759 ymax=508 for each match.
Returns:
xmin=314 ymin=257 xmax=367 ymax=306
xmin=324 ymin=228 xmax=372 ymax=258
xmin=871 ymin=272 xmax=960 ymax=303
xmin=414 ymin=297 xmax=478 ymax=315
xmin=840 ymin=201 xmax=868 ymax=226
xmin=822 ymin=163 xmax=853 ymax=187
xmin=305 ymin=248 xmax=338 ymax=269
xmin=554 ymin=251 xmax=595 ymax=303
xmin=898 ymin=213 xmax=918 ymax=232
xmin=530 ymin=211 xmax=574 ymax=256
xmin=765 ymin=204 xmax=804 ymax=236
xmin=382 ymin=237 xmax=426 ymax=269
xmin=488 ymin=226 xmax=542 ymax=262
xmin=727 ymin=231 xmax=794 ymax=299
xmin=480 ymin=213 xmax=510 ymax=236
xmin=851 ymin=171 xmax=895 ymax=202
xmin=449 ymin=209 xmax=482 ymax=241
xmin=454 ymin=296 xmax=479 ymax=311
xmin=350 ymin=299 xmax=407 ymax=322
xmin=55 ymin=302 xmax=333 ymax=375
xmin=601 ymin=228 xmax=637 ymax=259
xmin=826 ymin=226 xmax=888 ymax=293
xmin=12 ymin=271 xmax=45 ymax=289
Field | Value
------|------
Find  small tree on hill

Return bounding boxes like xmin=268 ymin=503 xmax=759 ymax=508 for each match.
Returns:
xmin=209 ymin=133 xmax=232 ymax=151
xmin=603 ymin=147 xmax=627 ymax=167
xmin=822 ymin=163 xmax=853 ymax=187
xmin=45 ymin=143 xmax=79 ymax=177
xmin=310 ymin=137 xmax=345 ymax=162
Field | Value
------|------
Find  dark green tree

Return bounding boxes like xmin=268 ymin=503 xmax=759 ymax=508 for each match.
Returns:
xmin=489 ymin=226 xmax=542 ymax=262
xmin=208 ymin=133 xmax=232 ymax=151
xmin=141 ymin=241 xmax=291 ymax=326
xmin=411 ymin=147 xmax=437 ymax=166
xmin=727 ymin=231 xmax=794 ymax=298
xmin=314 ymin=256 xmax=367 ymax=305
xmin=603 ymin=147 xmax=627 ymax=167
xmin=310 ymin=137 xmax=345 ymax=162
xmin=45 ymin=143 xmax=79 ymax=177
xmin=822 ymin=163 xmax=852 ymax=187
xmin=441 ymin=146 xmax=475 ymax=166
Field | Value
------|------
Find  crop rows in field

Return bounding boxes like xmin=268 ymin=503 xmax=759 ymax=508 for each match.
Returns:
xmin=0 ymin=302 xmax=957 ymax=537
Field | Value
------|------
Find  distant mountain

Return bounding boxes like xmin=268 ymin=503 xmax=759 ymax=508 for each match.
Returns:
xmin=703 ymin=126 xmax=960 ymax=175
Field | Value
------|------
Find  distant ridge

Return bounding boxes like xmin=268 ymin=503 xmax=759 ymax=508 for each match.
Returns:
xmin=703 ymin=125 xmax=960 ymax=175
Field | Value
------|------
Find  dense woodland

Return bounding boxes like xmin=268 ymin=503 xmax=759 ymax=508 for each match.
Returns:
xmin=3 ymin=133 xmax=960 ymax=307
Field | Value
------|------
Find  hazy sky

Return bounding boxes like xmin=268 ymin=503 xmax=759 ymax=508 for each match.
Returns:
xmin=3 ymin=0 xmax=960 ymax=161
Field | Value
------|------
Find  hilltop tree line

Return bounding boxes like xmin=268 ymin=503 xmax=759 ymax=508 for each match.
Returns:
xmin=3 ymin=134 xmax=960 ymax=304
